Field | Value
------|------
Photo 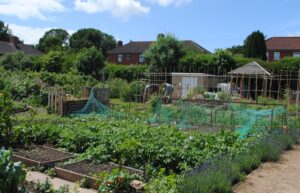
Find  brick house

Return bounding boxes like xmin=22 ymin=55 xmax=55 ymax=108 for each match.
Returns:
xmin=0 ymin=36 xmax=43 ymax=56
xmin=266 ymin=37 xmax=300 ymax=62
xmin=107 ymin=40 xmax=210 ymax=65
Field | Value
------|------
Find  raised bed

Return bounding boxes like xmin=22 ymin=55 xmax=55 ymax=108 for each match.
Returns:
xmin=12 ymin=145 xmax=74 ymax=169
xmin=55 ymin=161 xmax=143 ymax=189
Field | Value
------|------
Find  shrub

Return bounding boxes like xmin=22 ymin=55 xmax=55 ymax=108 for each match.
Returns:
xmin=0 ymin=51 xmax=34 ymax=71
xmin=178 ymin=131 xmax=299 ymax=193
xmin=0 ymin=92 xmax=13 ymax=141
xmin=102 ymin=64 xmax=148 ymax=82
xmin=75 ymin=46 xmax=105 ymax=78
xmin=0 ymin=148 xmax=26 ymax=193
xmin=107 ymin=78 xmax=128 ymax=98
xmin=121 ymin=81 xmax=145 ymax=102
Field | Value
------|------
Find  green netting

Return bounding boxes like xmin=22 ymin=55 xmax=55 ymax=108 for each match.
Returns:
xmin=150 ymin=100 xmax=286 ymax=138
xmin=73 ymin=87 xmax=110 ymax=116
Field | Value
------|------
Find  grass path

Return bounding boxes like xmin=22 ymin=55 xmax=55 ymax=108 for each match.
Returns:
xmin=234 ymin=145 xmax=300 ymax=193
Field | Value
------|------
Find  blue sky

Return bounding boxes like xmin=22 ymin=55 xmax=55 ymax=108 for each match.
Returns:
xmin=1 ymin=0 xmax=300 ymax=52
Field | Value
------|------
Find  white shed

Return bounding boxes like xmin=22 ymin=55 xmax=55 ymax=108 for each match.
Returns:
xmin=171 ymin=73 xmax=218 ymax=98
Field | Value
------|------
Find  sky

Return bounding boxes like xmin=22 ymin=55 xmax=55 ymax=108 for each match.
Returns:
xmin=1 ymin=0 xmax=300 ymax=52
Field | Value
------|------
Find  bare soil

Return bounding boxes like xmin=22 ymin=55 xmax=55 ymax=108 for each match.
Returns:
xmin=234 ymin=145 xmax=300 ymax=193
xmin=62 ymin=161 xmax=142 ymax=176
xmin=14 ymin=145 xmax=73 ymax=162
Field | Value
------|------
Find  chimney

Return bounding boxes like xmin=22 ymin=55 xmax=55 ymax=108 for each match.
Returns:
xmin=117 ymin=40 xmax=123 ymax=47
xmin=9 ymin=36 xmax=20 ymax=45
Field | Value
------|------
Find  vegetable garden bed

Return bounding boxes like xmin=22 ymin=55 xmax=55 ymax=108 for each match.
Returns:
xmin=13 ymin=145 xmax=74 ymax=169
xmin=55 ymin=161 xmax=143 ymax=189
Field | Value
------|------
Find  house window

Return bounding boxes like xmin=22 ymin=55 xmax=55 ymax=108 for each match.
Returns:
xmin=274 ymin=52 xmax=280 ymax=61
xmin=118 ymin=54 xmax=123 ymax=63
xmin=126 ymin=54 xmax=130 ymax=61
xmin=139 ymin=54 xmax=144 ymax=63
xmin=293 ymin=52 xmax=300 ymax=58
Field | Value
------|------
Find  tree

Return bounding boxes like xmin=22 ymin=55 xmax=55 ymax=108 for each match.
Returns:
xmin=212 ymin=49 xmax=236 ymax=74
xmin=0 ymin=20 xmax=10 ymax=41
xmin=37 ymin=29 xmax=69 ymax=52
xmin=101 ymin=33 xmax=117 ymax=58
xmin=40 ymin=51 xmax=64 ymax=73
xmin=144 ymin=34 xmax=185 ymax=71
xmin=226 ymin=45 xmax=245 ymax=55
xmin=69 ymin=28 xmax=116 ymax=58
xmin=244 ymin=31 xmax=267 ymax=61
xmin=75 ymin=46 xmax=105 ymax=78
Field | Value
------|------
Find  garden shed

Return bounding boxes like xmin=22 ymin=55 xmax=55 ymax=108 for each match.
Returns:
xmin=171 ymin=73 xmax=218 ymax=98
xmin=228 ymin=61 xmax=271 ymax=100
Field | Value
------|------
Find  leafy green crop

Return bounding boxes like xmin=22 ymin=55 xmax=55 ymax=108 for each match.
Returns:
xmin=0 ymin=148 xmax=26 ymax=193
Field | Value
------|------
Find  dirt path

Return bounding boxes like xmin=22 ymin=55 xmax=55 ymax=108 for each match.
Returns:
xmin=26 ymin=171 xmax=97 ymax=193
xmin=234 ymin=145 xmax=300 ymax=193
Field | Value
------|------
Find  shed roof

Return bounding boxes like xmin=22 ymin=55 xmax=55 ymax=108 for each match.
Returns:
xmin=228 ymin=61 xmax=271 ymax=76
xmin=171 ymin=73 xmax=216 ymax=77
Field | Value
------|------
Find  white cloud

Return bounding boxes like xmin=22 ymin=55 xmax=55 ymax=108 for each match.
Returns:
xmin=74 ymin=0 xmax=150 ymax=20
xmin=9 ymin=24 xmax=74 ymax=45
xmin=288 ymin=32 xmax=300 ymax=37
xmin=0 ymin=0 xmax=65 ymax=20
xmin=150 ymin=0 xmax=192 ymax=7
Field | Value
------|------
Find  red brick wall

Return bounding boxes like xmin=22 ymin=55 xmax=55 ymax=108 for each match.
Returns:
xmin=268 ymin=51 xmax=293 ymax=62
xmin=107 ymin=53 xmax=145 ymax=65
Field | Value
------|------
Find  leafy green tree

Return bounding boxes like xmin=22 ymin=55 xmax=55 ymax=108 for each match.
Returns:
xmin=37 ymin=29 xmax=69 ymax=52
xmin=227 ymin=45 xmax=245 ymax=55
xmin=179 ymin=51 xmax=213 ymax=72
xmin=0 ymin=51 xmax=34 ymax=70
xmin=69 ymin=28 xmax=116 ymax=58
xmin=0 ymin=20 xmax=10 ymax=41
xmin=212 ymin=49 xmax=236 ymax=74
xmin=75 ymin=46 xmax=105 ymax=78
xmin=101 ymin=33 xmax=117 ymax=58
xmin=244 ymin=31 xmax=267 ymax=61
xmin=40 ymin=51 xmax=64 ymax=73
xmin=144 ymin=34 xmax=185 ymax=71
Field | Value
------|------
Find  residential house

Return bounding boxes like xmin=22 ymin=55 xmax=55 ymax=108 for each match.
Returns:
xmin=266 ymin=37 xmax=300 ymax=62
xmin=107 ymin=40 xmax=210 ymax=65
xmin=0 ymin=36 xmax=43 ymax=56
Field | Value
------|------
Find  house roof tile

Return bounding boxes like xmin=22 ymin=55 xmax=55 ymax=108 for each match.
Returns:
xmin=0 ymin=41 xmax=17 ymax=54
xmin=108 ymin=40 xmax=210 ymax=54
xmin=266 ymin=37 xmax=300 ymax=51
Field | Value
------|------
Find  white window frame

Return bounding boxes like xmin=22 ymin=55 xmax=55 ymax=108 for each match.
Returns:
xmin=139 ymin=54 xmax=144 ymax=63
xmin=274 ymin=52 xmax=280 ymax=61
xmin=293 ymin=52 xmax=300 ymax=58
xmin=126 ymin=54 xmax=130 ymax=61
xmin=118 ymin=54 xmax=123 ymax=63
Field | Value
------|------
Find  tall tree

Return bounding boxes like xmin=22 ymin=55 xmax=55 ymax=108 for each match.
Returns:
xmin=37 ymin=29 xmax=69 ymax=52
xmin=0 ymin=20 xmax=10 ymax=41
xmin=244 ymin=31 xmax=267 ymax=61
xmin=226 ymin=45 xmax=245 ymax=55
xmin=144 ymin=34 xmax=185 ymax=71
xmin=69 ymin=28 xmax=116 ymax=58
xmin=75 ymin=46 xmax=105 ymax=78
